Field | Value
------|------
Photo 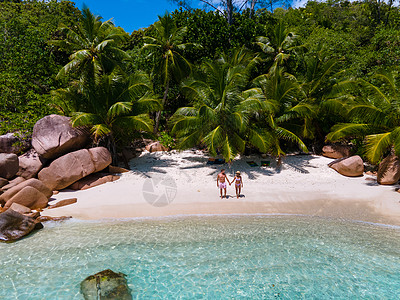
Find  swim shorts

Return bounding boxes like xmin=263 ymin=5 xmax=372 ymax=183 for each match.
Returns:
xmin=219 ymin=182 xmax=227 ymax=189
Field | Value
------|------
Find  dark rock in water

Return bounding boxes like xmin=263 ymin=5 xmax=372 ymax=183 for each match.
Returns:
xmin=0 ymin=153 xmax=19 ymax=179
xmin=32 ymin=114 xmax=89 ymax=159
xmin=377 ymin=154 xmax=400 ymax=185
xmin=80 ymin=269 xmax=132 ymax=300
xmin=0 ymin=209 xmax=41 ymax=242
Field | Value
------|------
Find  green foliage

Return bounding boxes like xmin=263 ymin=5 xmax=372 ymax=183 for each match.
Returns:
xmin=0 ymin=0 xmax=80 ymax=134
xmin=158 ymin=131 xmax=175 ymax=149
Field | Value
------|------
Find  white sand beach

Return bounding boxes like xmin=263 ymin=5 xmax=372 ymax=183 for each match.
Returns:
xmin=44 ymin=150 xmax=400 ymax=226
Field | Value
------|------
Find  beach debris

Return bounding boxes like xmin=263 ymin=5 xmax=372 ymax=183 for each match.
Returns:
xmin=145 ymin=141 xmax=167 ymax=152
xmin=0 ymin=209 xmax=42 ymax=242
xmin=32 ymin=114 xmax=89 ymax=160
xmin=16 ymin=149 xmax=47 ymax=179
xmin=38 ymin=147 xmax=112 ymax=191
xmin=0 ymin=153 xmax=19 ymax=179
xmin=48 ymin=198 xmax=77 ymax=209
xmin=80 ymin=269 xmax=132 ymax=300
xmin=246 ymin=161 xmax=258 ymax=167
xmin=322 ymin=144 xmax=352 ymax=159
xmin=68 ymin=173 xmax=120 ymax=190
xmin=328 ymin=155 xmax=364 ymax=177
xmin=207 ymin=158 xmax=225 ymax=165
xmin=377 ymin=154 xmax=400 ymax=185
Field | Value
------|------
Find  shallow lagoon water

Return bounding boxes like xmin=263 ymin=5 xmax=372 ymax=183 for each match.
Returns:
xmin=0 ymin=215 xmax=399 ymax=299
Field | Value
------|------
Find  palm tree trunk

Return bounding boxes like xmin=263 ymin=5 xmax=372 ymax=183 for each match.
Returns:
xmin=154 ymin=80 xmax=170 ymax=134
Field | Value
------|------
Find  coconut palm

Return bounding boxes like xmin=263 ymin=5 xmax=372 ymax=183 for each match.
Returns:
xmin=142 ymin=13 xmax=193 ymax=133
xmin=247 ymin=66 xmax=308 ymax=156
xmin=51 ymin=7 xmax=129 ymax=81
xmin=293 ymin=51 xmax=354 ymax=141
xmin=52 ymin=70 xmax=161 ymax=162
xmin=170 ymin=50 xmax=260 ymax=161
xmin=255 ymin=21 xmax=301 ymax=72
xmin=327 ymin=69 xmax=400 ymax=163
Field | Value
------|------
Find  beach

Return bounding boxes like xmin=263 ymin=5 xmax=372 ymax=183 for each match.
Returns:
xmin=44 ymin=150 xmax=400 ymax=226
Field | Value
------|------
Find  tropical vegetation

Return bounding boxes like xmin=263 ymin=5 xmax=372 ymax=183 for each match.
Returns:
xmin=2 ymin=0 xmax=400 ymax=164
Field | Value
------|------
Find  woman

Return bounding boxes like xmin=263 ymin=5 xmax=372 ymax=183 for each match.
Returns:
xmin=231 ymin=171 xmax=243 ymax=198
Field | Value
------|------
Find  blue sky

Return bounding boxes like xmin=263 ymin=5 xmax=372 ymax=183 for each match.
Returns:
xmin=72 ymin=1 xmax=298 ymax=33
xmin=73 ymin=0 xmax=194 ymax=33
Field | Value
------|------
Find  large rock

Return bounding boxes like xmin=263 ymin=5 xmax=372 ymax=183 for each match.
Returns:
xmin=322 ymin=145 xmax=352 ymax=159
xmin=68 ymin=173 xmax=120 ymax=190
xmin=0 ymin=133 xmax=30 ymax=154
xmin=377 ymin=154 xmax=400 ymax=185
xmin=328 ymin=155 xmax=364 ymax=177
xmin=38 ymin=147 xmax=112 ymax=191
xmin=88 ymin=147 xmax=112 ymax=172
xmin=32 ymin=114 xmax=89 ymax=159
xmin=0 ymin=153 xmax=19 ymax=179
xmin=0 ymin=178 xmax=52 ymax=205
xmin=80 ymin=269 xmax=132 ymax=300
xmin=0 ymin=177 xmax=26 ymax=191
xmin=4 ymin=186 xmax=49 ymax=210
xmin=8 ymin=203 xmax=31 ymax=215
xmin=0 ymin=209 xmax=42 ymax=242
xmin=145 ymin=141 xmax=168 ymax=153
xmin=16 ymin=149 xmax=47 ymax=179
xmin=0 ymin=178 xmax=8 ymax=189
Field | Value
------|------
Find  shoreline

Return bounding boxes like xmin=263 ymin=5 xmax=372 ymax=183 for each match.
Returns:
xmin=43 ymin=151 xmax=400 ymax=226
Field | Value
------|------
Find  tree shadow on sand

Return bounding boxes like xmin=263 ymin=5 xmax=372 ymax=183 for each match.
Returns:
xmin=128 ymin=153 xmax=179 ymax=178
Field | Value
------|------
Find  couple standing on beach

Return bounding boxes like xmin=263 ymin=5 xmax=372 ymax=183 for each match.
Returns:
xmin=217 ymin=169 xmax=243 ymax=199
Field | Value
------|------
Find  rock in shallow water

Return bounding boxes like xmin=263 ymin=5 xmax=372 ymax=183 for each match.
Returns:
xmin=80 ymin=269 xmax=132 ymax=300
xmin=0 ymin=209 xmax=42 ymax=242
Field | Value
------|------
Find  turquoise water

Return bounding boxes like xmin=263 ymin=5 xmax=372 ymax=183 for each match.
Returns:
xmin=0 ymin=215 xmax=399 ymax=299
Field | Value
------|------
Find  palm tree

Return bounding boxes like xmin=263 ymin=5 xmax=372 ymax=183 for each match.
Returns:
xmin=247 ymin=66 xmax=308 ymax=157
xmin=255 ymin=21 xmax=301 ymax=72
xmin=170 ymin=49 xmax=258 ymax=161
xmin=142 ymin=13 xmax=193 ymax=133
xmin=294 ymin=51 xmax=353 ymax=142
xmin=51 ymin=7 xmax=129 ymax=82
xmin=52 ymin=70 xmax=161 ymax=162
xmin=327 ymin=69 xmax=400 ymax=163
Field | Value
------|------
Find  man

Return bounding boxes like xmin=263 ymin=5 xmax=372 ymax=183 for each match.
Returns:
xmin=217 ymin=169 xmax=229 ymax=199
